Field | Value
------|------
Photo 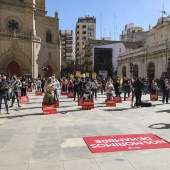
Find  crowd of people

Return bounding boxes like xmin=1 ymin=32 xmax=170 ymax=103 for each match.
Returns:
xmin=0 ymin=74 xmax=169 ymax=114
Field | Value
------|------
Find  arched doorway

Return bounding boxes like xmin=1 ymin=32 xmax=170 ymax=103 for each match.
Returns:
xmin=122 ymin=66 xmax=126 ymax=77
xmin=7 ymin=61 xmax=20 ymax=77
xmin=133 ymin=64 xmax=138 ymax=77
xmin=147 ymin=62 xmax=155 ymax=79
xmin=45 ymin=65 xmax=52 ymax=77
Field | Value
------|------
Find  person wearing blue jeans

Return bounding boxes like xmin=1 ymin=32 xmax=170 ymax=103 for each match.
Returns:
xmin=0 ymin=76 xmax=9 ymax=114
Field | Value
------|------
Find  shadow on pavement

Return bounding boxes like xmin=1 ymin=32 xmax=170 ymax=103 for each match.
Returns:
xmin=156 ymin=109 xmax=170 ymax=113
xmin=0 ymin=113 xmax=42 ymax=119
xmin=58 ymin=109 xmax=82 ymax=114
xmin=148 ymin=123 xmax=170 ymax=129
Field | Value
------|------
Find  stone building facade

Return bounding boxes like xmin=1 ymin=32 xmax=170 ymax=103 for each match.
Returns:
xmin=0 ymin=0 xmax=61 ymax=78
xmin=117 ymin=17 xmax=170 ymax=79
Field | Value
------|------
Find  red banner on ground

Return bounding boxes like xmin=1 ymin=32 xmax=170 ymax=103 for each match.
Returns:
xmin=82 ymin=100 xmax=94 ymax=109
xmin=27 ymin=88 xmax=32 ymax=92
xmin=150 ymin=94 xmax=158 ymax=101
xmin=125 ymin=97 xmax=132 ymax=101
xmin=105 ymin=99 xmax=116 ymax=107
xmin=19 ymin=96 xmax=29 ymax=103
xmin=67 ymin=93 xmax=74 ymax=98
xmin=56 ymin=100 xmax=59 ymax=107
xmin=113 ymin=96 xmax=122 ymax=103
xmin=61 ymin=91 xmax=68 ymax=95
xmin=84 ymin=134 xmax=170 ymax=153
xmin=78 ymin=98 xmax=82 ymax=106
xmin=42 ymin=104 xmax=57 ymax=115
xmin=35 ymin=91 xmax=42 ymax=96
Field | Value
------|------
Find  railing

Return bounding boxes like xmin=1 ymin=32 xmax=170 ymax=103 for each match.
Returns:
xmin=0 ymin=31 xmax=41 ymax=42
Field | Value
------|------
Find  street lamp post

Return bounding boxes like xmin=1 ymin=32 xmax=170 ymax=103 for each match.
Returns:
xmin=42 ymin=66 xmax=48 ymax=78
xmin=129 ymin=63 xmax=134 ymax=108
xmin=129 ymin=63 xmax=134 ymax=77
xmin=111 ymin=66 xmax=114 ymax=78
xmin=167 ymin=58 xmax=170 ymax=78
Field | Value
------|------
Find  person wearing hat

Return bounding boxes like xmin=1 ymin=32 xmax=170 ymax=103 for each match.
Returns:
xmin=161 ymin=78 xmax=170 ymax=104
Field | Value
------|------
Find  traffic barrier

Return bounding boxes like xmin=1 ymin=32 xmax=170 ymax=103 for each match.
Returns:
xmin=19 ymin=96 xmax=29 ymax=103
xmin=105 ymin=99 xmax=116 ymax=107
xmin=82 ymin=100 xmax=94 ymax=109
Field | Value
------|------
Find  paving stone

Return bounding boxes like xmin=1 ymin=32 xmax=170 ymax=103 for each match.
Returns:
xmin=0 ymin=151 xmax=32 ymax=165
xmin=95 ymin=156 xmax=136 ymax=170
xmin=61 ymin=138 xmax=86 ymax=148
xmin=10 ymin=133 xmax=36 ymax=141
xmin=62 ymin=146 xmax=92 ymax=160
xmin=30 ymin=148 xmax=62 ymax=162
xmin=28 ymin=161 xmax=64 ymax=170
xmin=0 ymin=164 xmax=28 ymax=170
xmin=64 ymin=158 xmax=100 ymax=170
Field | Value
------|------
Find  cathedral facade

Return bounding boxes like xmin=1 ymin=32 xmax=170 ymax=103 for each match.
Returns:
xmin=0 ymin=0 xmax=61 ymax=78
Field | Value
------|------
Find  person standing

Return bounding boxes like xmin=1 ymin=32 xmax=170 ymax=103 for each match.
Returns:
xmin=9 ymin=76 xmax=21 ymax=108
xmin=42 ymin=77 xmax=56 ymax=105
xmin=37 ymin=78 xmax=41 ymax=91
xmin=73 ymin=78 xmax=80 ymax=101
xmin=41 ymin=78 xmax=46 ymax=93
xmin=91 ymin=78 xmax=98 ymax=99
xmin=161 ymin=78 xmax=170 ymax=104
xmin=133 ymin=77 xmax=145 ymax=108
xmin=21 ymin=77 xmax=27 ymax=96
xmin=101 ymin=78 xmax=106 ymax=95
xmin=105 ymin=78 xmax=114 ymax=100
xmin=0 ymin=76 xmax=10 ymax=114
xmin=123 ymin=77 xmax=131 ymax=100
xmin=114 ymin=78 xmax=121 ymax=97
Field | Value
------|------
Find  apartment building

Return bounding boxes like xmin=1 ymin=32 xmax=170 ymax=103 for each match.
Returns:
xmin=60 ymin=30 xmax=75 ymax=62
xmin=120 ymin=23 xmax=148 ymax=46
xmin=75 ymin=16 xmax=96 ymax=70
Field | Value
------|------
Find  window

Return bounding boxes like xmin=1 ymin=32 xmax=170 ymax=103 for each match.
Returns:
xmin=132 ymin=30 xmax=135 ymax=33
xmin=8 ymin=20 xmax=19 ymax=31
xmin=82 ymin=31 xmax=86 ymax=34
xmin=46 ymin=31 xmax=52 ymax=42
xmin=82 ymin=25 xmax=86 ymax=29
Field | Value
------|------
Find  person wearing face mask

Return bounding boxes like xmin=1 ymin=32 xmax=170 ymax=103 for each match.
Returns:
xmin=161 ymin=78 xmax=170 ymax=104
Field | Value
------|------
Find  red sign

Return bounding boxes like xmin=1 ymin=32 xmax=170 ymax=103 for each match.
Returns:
xmin=67 ymin=93 xmax=74 ymax=98
xmin=84 ymin=134 xmax=170 ymax=153
xmin=27 ymin=88 xmax=32 ymax=92
xmin=82 ymin=100 xmax=94 ymax=109
xmin=125 ymin=97 xmax=132 ymax=101
xmin=19 ymin=96 xmax=29 ymax=103
xmin=42 ymin=104 xmax=57 ymax=115
xmin=61 ymin=91 xmax=68 ymax=95
xmin=56 ymin=100 xmax=59 ymax=107
xmin=113 ymin=96 xmax=122 ymax=103
xmin=35 ymin=91 xmax=42 ymax=96
xmin=78 ymin=98 xmax=82 ymax=106
xmin=105 ymin=99 xmax=116 ymax=107
xmin=150 ymin=94 xmax=158 ymax=101
xmin=97 ymin=84 xmax=102 ymax=89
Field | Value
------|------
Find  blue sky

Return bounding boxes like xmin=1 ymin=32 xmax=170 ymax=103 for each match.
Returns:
xmin=46 ymin=0 xmax=170 ymax=40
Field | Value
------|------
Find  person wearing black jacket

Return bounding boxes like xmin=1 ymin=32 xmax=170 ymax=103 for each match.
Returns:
xmin=0 ymin=76 xmax=10 ymax=114
xmin=133 ymin=77 xmax=145 ymax=108
xmin=161 ymin=78 xmax=170 ymax=104
xmin=73 ymin=79 xmax=80 ymax=101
